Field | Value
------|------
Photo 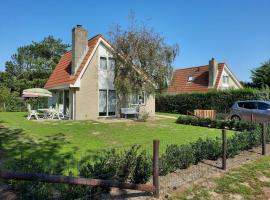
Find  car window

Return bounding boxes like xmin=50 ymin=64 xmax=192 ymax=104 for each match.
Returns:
xmin=238 ymin=102 xmax=245 ymax=108
xmin=257 ymin=102 xmax=270 ymax=110
xmin=243 ymin=102 xmax=257 ymax=109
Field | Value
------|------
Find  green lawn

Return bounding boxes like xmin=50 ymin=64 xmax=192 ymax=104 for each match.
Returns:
xmin=0 ymin=112 xmax=226 ymax=164
xmin=156 ymin=112 xmax=182 ymax=118
xmin=171 ymin=156 xmax=270 ymax=200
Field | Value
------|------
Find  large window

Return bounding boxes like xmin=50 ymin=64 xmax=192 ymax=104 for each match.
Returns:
xmin=99 ymin=89 xmax=116 ymax=116
xmin=100 ymin=57 xmax=114 ymax=70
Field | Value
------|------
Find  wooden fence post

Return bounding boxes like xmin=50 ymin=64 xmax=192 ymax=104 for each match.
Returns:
xmin=251 ymin=113 xmax=254 ymax=123
xmin=261 ymin=123 xmax=267 ymax=155
xmin=222 ymin=129 xmax=227 ymax=170
xmin=153 ymin=140 xmax=160 ymax=198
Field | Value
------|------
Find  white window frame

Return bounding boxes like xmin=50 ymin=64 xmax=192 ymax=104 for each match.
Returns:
xmin=222 ymin=75 xmax=229 ymax=86
xmin=98 ymin=89 xmax=116 ymax=117
xmin=187 ymin=76 xmax=193 ymax=82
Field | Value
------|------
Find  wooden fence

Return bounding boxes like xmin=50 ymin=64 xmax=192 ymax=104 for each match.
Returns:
xmin=194 ymin=109 xmax=216 ymax=119
xmin=0 ymin=140 xmax=160 ymax=198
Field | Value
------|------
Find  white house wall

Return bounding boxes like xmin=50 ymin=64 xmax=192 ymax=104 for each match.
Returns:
xmin=218 ymin=67 xmax=241 ymax=89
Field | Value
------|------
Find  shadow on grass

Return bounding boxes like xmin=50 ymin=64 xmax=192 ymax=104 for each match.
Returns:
xmin=0 ymin=124 xmax=77 ymax=174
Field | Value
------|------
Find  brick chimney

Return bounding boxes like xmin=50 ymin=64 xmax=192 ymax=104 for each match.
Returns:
xmin=208 ymin=58 xmax=218 ymax=88
xmin=72 ymin=25 xmax=88 ymax=75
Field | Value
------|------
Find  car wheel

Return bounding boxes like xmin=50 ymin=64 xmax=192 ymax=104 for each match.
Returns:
xmin=231 ymin=115 xmax=241 ymax=121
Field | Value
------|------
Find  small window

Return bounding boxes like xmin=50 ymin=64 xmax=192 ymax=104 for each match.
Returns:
xmin=130 ymin=92 xmax=146 ymax=105
xmin=108 ymin=58 xmax=115 ymax=70
xmin=258 ymin=102 xmax=270 ymax=110
xmin=243 ymin=102 xmax=257 ymax=109
xmin=187 ymin=76 xmax=193 ymax=82
xmin=222 ymin=75 xmax=229 ymax=85
xmin=138 ymin=92 xmax=145 ymax=105
xmin=100 ymin=57 xmax=107 ymax=70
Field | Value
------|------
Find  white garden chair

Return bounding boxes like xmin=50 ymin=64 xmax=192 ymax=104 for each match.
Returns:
xmin=51 ymin=104 xmax=64 ymax=120
xmin=27 ymin=104 xmax=39 ymax=120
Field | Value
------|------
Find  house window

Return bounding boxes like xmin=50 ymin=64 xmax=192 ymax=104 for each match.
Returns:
xmin=100 ymin=57 xmax=107 ymax=70
xmin=100 ymin=57 xmax=115 ymax=71
xmin=138 ymin=92 xmax=145 ymax=105
xmin=99 ymin=89 xmax=116 ymax=116
xmin=222 ymin=75 xmax=229 ymax=85
xmin=108 ymin=58 xmax=115 ymax=70
xmin=130 ymin=92 xmax=146 ymax=105
xmin=187 ymin=76 xmax=193 ymax=82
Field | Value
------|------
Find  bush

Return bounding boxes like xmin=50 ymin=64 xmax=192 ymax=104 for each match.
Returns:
xmin=176 ymin=115 xmax=258 ymax=131
xmin=80 ymin=145 xmax=152 ymax=184
xmin=159 ymin=144 xmax=195 ymax=175
xmin=192 ymin=137 xmax=222 ymax=163
xmin=137 ymin=110 xmax=150 ymax=122
xmin=156 ymin=88 xmax=270 ymax=114
xmin=159 ymin=123 xmax=265 ymax=176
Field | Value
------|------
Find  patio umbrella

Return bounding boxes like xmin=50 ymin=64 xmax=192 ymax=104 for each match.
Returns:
xmin=22 ymin=88 xmax=52 ymax=109
xmin=22 ymin=88 xmax=52 ymax=97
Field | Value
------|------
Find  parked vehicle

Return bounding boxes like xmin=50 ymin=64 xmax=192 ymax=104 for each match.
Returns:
xmin=229 ymin=100 xmax=270 ymax=123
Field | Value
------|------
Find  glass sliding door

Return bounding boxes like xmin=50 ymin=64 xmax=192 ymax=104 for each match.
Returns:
xmin=99 ymin=90 xmax=116 ymax=116
xmin=99 ymin=90 xmax=107 ymax=116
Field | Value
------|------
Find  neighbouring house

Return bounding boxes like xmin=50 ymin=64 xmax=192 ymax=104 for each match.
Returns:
xmin=45 ymin=25 xmax=155 ymax=120
xmin=167 ymin=58 xmax=242 ymax=94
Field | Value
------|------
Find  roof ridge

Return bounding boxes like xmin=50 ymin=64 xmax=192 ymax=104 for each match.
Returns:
xmin=174 ymin=65 xmax=208 ymax=71
xmin=175 ymin=62 xmax=226 ymax=71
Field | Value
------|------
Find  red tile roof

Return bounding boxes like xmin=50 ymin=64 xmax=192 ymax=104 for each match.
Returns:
xmin=167 ymin=63 xmax=225 ymax=94
xmin=45 ymin=34 xmax=104 ymax=89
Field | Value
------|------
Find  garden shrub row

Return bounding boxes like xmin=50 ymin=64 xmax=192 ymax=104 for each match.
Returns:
xmin=159 ymin=126 xmax=263 ymax=175
xmin=156 ymin=88 xmax=270 ymax=114
xmin=5 ymin=145 xmax=152 ymax=199
xmin=176 ymin=115 xmax=258 ymax=131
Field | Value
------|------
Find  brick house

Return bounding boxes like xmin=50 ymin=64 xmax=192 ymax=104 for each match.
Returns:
xmin=167 ymin=58 xmax=242 ymax=94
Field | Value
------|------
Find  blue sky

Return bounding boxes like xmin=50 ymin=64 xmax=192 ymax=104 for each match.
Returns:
xmin=0 ymin=0 xmax=269 ymax=81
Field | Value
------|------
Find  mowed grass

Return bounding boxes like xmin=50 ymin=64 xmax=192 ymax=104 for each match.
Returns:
xmin=0 ymin=112 xmax=226 ymax=159
xmin=171 ymin=156 xmax=270 ymax=200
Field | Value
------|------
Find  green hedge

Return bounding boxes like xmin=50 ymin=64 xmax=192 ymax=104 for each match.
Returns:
xmin=176 ymin=115 xmax=258 ymax=131
xmin=159 ymin=126 xmax=263 ymax=175
xmin=156 ymin=88 xmax=270 ymax=114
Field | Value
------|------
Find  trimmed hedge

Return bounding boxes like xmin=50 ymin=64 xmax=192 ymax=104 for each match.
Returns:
xmin=156 ymin=88 xmax=270 ymax=114
xmin=159 ymin=126 xmax=263 ymax=175
xmin=176 ymin=115 xmax=258 ymax=131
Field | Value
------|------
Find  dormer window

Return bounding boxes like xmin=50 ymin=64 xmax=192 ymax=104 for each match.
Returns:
xmin=187 ymin=76 xmax=194 ymax=82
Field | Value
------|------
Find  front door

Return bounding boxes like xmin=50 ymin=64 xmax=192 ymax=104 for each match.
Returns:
xmin=99 ymin=90 xmax=116 ymax=116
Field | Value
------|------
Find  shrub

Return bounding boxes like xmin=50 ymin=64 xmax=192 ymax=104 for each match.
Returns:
xmin=137 ymin=110 xmax=150 ymax=122
xmin=159 ymin=144 xmax=195 ymax=175
xmin=176 ymin=115 xmax=258 ymax=131
xmin=192 ymin=137 xmax=222 ymax=163
xmin=80 ymin=145 xmax=152 ymax=184
xmin=156 ymin=88 xmax=270 ymax=114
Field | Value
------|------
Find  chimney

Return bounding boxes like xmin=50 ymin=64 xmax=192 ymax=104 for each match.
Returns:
xmin=208 ymin=58 xmax=218 ymax=88
xmin=72 ymin=25 xmax=88 ymax=74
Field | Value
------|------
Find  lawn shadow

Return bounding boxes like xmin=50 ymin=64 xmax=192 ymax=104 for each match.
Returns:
xmin=0 ymin=123 xmax=77 ymax=174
